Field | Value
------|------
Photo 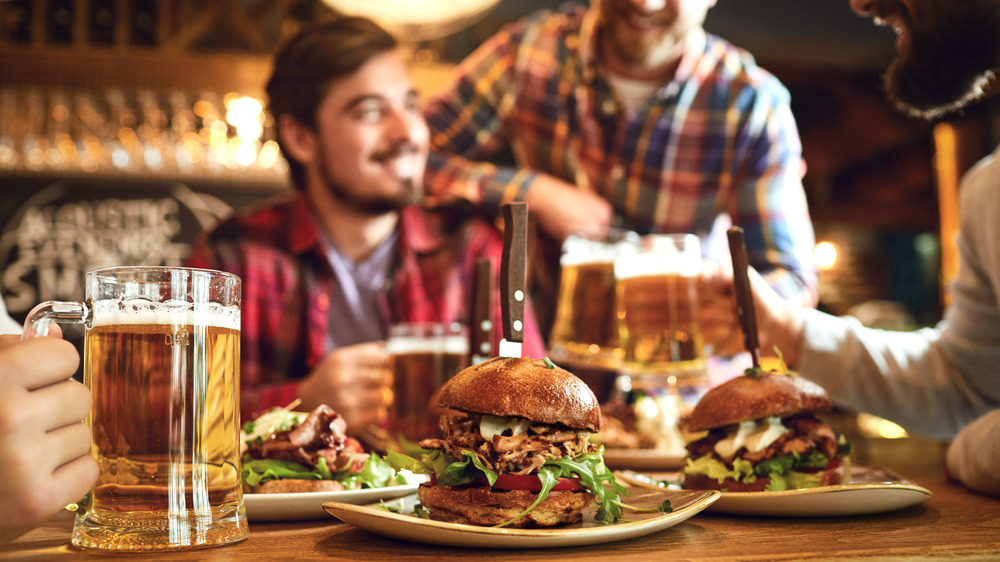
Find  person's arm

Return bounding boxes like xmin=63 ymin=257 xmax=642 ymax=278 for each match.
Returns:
xmin=727 ymin=77 xmax=818 ymax=308
xmin=945 ymin=409 xmax=1000 ymax=497
xmin=0 ymin=333 xmax=97 ymax=545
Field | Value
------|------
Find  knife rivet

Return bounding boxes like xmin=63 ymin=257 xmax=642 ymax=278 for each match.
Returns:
xmin=480 ymin=342 xmax=491 ymax=353
xmin=514 ymin=290 xmax=524 ymax=302
xmin=480 ymin=320 xmax=492 ymax=331
xmin=513 ymin=320 xmax=523 ymax=332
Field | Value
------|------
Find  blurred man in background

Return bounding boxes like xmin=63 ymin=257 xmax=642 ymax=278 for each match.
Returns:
xmin=423 ymin=0 xmax=819 ymax=344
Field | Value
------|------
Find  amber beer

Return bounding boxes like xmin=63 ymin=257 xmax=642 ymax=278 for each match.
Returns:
xmin=387 ymin=323 xmax=468 ymax=447
xmin=616 ymin=273 xmax=705 ymax=378
xmin=22 ymin=266 xmax=247 ymax=550
xmin=614 ymin=233 xmax=707 ymax=397
xmin=85 ymin=317 xmax=242 ymax=536
xmin=549 ymin=229 xmax=638 ymax=369
xmin=549 ymin=261 xmax=619 ymax=364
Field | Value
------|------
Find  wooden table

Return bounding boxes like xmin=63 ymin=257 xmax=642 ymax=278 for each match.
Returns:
xmin=4 ymin=475 xmax=998 ymax=561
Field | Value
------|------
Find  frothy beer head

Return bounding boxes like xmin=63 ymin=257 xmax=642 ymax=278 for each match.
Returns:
xmin=614 ymin=234 xmax=701 ymax=280
xmin=91 ymin=299 xmax=241 ymax=330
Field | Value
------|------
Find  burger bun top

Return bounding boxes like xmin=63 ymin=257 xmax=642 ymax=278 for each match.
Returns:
xmin=686 ymin=371 xmax=832 ymax=432
xmin=436 ymin=357 xmax=601 ymax=432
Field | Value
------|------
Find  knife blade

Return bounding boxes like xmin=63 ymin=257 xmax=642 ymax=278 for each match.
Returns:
xmin=726 ymin=226 xmax=761 ymax=369
xmin=470 ymin=256 xmax=494 ymax=364
xmin=499 ymin=202 xmax=527 ymax=358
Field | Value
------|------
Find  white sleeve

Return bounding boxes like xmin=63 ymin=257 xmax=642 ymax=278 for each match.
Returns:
xmin=0 ymin=298 xmax=20 ymax=336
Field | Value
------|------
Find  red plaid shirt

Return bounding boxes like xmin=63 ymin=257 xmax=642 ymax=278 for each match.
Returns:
xmin=185 ymin=193 xmax=544 ymax=419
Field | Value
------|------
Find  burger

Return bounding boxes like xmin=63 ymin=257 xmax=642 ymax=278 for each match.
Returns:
xmin=241 ymin=403 xmax=397 ymax=493
xmin=387 ymin=357 xmax=627 ymax=528
xmin=681 ymin=371 xmax=851 ymax=492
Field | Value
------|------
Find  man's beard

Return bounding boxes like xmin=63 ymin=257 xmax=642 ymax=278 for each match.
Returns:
xmin=884 ymin=3 xmax=1000 ymax=120
xmin=318 ymin=143 xmax=423 ymax=215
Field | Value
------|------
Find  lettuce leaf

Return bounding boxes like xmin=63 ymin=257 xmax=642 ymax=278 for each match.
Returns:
xmin=385 ymin=446 xmax=628 ymax=525
xmin=242 ymin=453 xmax=397 ymax=489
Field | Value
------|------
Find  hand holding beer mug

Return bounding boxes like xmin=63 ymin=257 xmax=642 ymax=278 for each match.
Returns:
xmin=612 ymin=234 xmax=708 ymax=452
xmin=22 ymin=266 xmax=247 ymax=550
xmin=385 ymin=322 xmax=468 ymax=452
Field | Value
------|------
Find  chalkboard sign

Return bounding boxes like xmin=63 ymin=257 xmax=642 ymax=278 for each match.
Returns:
xmin=0 ymin=174 xmax=288 ymax=367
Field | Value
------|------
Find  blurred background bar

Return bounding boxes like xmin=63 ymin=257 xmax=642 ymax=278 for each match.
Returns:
xmin=1 ymin=0 xmax=998 ymax=382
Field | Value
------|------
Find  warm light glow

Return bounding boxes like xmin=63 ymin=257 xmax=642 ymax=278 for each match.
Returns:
xmin=856 ymin=413 xmax=909 ymax=439
xmin=814 ymin=241 xmax=838 ymax=271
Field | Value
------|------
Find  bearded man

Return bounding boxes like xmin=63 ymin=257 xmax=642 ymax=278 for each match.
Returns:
xmin=186 ymin=17 xmax=545 ymax=436
xmin=422 ymin=0 xmax=819 ymax=346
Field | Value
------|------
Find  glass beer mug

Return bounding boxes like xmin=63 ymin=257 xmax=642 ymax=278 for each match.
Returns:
xmin=548 ymin=228 xmax=639 ymax=370
xmin=22 ymin=266 xmax=247 ymax=550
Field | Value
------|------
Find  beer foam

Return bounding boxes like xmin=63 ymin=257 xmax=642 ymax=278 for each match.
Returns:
xmin=386 ymin=335 xmax=469 ymax=355
xmin=91 ymin=299 xmax=241 ymax=331
xmin=615 ymin=250 xmax=701 ymax=279
xmin=560 ymin=234 xmax=634 ymax=267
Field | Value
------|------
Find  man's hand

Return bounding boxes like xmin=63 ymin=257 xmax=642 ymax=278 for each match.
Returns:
xmin=524 ymin=174 xmax=614 ymax=243
xmin=296 ymin=341 xmax=390 ymax=437
xmin=0 ymin=334 xmax=97 ymax=545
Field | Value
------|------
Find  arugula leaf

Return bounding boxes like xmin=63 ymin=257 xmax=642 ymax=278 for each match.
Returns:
xmin=543 ymin=357 xmax=557 ymax=369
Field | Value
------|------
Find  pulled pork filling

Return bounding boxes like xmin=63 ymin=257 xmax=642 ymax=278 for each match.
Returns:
xmin=685 ymin=414 xmax=838 ymax=467
xmin=419 ymin=412 xmax=597 ymax=475
xmin=245 ymin=405 xmax=365 ymax=472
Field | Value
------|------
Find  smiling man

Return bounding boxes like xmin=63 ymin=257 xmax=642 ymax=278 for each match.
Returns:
xmin=422 ymin=0 xmax=818 ymax=346
xmin=186 ymin=17 xmax=545 ymax=436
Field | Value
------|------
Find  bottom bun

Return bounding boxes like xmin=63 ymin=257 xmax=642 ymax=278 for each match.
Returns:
xmin=246 ymin=479 xmax=346 ymax=494
xmin=683 ymin=462 xmax=846 ymax=492
xmin=417 ymin=483 xmax=595 ymax=527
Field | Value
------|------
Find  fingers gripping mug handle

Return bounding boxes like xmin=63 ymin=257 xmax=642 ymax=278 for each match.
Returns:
xmin=21 ymin=300 xmax=92 ymax=341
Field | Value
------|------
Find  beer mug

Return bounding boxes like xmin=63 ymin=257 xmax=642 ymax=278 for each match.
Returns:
xmin=22 ymin=266 xmax=247 ymax=550
xmin=613 ymin=234 xmax=708 ymax=445
xmin=549 ymin=228 xmax=639 ymax=371
xmin=385 ymin=322 xmax=468 ymax=450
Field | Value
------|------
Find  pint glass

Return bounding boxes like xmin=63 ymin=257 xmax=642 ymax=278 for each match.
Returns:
xmin=22 ymin=266 xmax=247 ymax=550
xmin=549 ymin=229 xmax=639 ymax=371
xmin=614 ymin=234 xmax=709 ymax=415
xmin=386 ymin=322 xmax=468 ymax=450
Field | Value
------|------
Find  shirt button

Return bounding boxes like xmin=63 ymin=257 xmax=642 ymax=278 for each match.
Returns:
xmin=316 ymin=294 xmax=330 ymax=311
xmin=601 ymin=99 xmax=616 ymax=115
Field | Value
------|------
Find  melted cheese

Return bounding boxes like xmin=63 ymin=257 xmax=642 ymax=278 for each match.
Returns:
xmin=479 ymin=414 xmax=530 ymax=441
xmin=713 ymin=417 xmax=791 ymax=457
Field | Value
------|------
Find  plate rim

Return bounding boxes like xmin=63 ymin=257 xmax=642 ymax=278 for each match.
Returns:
xmin=321 ymin=487 xmax=720 ymax=546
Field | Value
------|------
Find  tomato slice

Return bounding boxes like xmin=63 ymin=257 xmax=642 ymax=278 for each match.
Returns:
xmin=492 ymin=473 xmax=583 ymax=492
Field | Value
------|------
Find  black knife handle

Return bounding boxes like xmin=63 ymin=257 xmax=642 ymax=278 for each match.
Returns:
xmin=471 ymin=256 xmax=494 ymax=361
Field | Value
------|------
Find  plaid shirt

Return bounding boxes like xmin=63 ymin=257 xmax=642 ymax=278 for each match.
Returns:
xmin=185 ymin=193 xmax=544 ymax=419
xmin=424 ymin=4 xmax=817 ymax=304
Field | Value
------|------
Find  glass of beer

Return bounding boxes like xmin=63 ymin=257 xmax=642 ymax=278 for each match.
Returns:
xmin=22 ymin=266 xmax=247 ymax=550
xmin=549 ymin=228 xmax=639 ymax=372
xmin=385 ymin=322 xmax=468 ymax=451
xmin=613 ymin=234 xmax=709 ymax=444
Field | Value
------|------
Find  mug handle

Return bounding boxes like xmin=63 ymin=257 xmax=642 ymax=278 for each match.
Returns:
xmin=21 ymin=300 xmax=92 ymax=341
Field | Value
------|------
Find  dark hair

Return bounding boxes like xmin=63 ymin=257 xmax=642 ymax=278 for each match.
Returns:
xmin=266 ymin=17 xmax=398 ymax=190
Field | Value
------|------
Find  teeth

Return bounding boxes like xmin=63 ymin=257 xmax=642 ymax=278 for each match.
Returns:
xmin=388 ymin=154 xmax=420 ymax=178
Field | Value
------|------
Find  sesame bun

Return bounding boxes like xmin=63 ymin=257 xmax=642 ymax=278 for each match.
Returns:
xmin=686 ymin=372 xmax=832 ymax=432
xmin=436 ymin=357 xmax=601 ymax=432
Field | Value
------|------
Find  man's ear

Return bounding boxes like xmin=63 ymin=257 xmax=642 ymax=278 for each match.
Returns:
xmin=277 ymin=114 xmax=317 ymax=165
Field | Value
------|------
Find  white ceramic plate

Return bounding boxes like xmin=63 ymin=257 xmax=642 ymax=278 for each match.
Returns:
xmin=245 ymin=483 xmax=422 ymax=521
xmin=603 ymin=448 xmax=686 ymax=471
xmin=322 ymin=487 xmax=720 ymax=549
xmin=617 ymin=464 xmax=932 ymax=517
